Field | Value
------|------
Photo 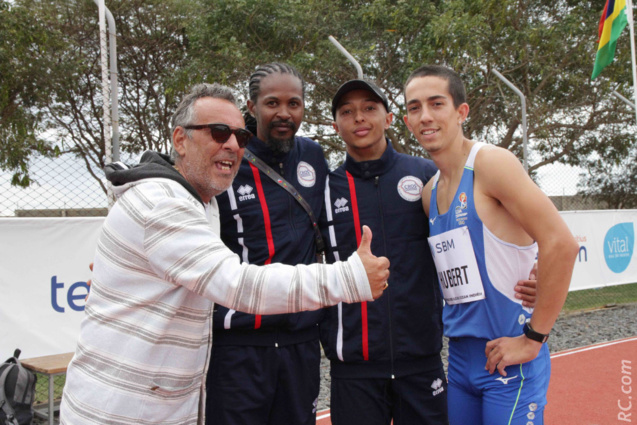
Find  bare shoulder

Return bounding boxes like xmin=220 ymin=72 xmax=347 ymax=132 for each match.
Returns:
xmin=473 ymin=144 xmax=531 ymax=196
xmin=473 ymin=143 xmax=566 ymax=242
xmin=474 ymin=144 xmax=524 ymax=174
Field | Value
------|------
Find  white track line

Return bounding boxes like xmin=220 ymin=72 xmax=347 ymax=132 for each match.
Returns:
xmin=550 ymin=336 xmax=637 ymax=359
xmin=316 ymin=411 xmax=331 ymax=420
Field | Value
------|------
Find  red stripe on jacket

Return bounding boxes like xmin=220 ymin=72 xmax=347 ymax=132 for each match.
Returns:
xmin=346 ymin=171 xmax=368 ymax=361
xmin=250 ymin=163 xmax=276 ymax=329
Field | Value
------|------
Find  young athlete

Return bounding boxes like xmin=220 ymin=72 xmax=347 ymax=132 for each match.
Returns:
xmin=403 ymin=65 xmax=579 ymax=425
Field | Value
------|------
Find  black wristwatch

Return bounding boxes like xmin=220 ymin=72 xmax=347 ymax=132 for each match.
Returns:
xmin=523 ymin=321 xmax=549 ymax=343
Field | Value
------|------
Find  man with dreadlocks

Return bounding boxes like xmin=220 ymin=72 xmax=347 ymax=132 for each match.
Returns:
xmin=206 ymin=63 xmax=329 ymax=425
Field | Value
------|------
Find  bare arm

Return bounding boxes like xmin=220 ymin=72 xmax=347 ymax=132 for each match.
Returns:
xmin=476 ymin=147 xmax=579 ymax=375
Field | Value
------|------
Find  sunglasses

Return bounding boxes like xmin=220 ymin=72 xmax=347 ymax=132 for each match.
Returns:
xmin=183 ymin=123 xmax=252 ymax=148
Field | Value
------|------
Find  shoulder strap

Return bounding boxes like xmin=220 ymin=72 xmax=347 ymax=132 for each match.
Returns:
xmin=243 ymin=149 xmax=326 ymax=263
xmin=465 ymin=142 xmax=486 ymax=170
xmin=0 ymin=364 xmax=19 ymax=425
xmin=431 ymin=170 xmax=441 ymax=189
xmin=429 ymin=170 xmax=441 ymax=218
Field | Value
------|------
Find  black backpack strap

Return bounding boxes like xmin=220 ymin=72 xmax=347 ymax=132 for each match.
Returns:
xmin=243 ymin=149 xmax=326 ymax=263
xmin=0 ymin=365 xmax=19 ymax=425
xmin=11 ymin=358 xmax=34 ymax=406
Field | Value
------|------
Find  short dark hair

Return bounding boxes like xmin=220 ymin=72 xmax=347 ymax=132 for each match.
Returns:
xmin=404 ymin=65 xmax=466 ymax=108
xmin=170 ymin=83 xmax=237 ymax=161
xmin=248 ymin=62 xmax=305 ymax=103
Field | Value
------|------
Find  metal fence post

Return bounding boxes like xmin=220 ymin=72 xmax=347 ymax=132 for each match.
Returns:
xmin=492 ymin=69 xmax=528 ymax=173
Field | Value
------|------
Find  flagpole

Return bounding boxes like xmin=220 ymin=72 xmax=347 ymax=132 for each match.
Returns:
xmin=626 ymin=0 xmax=637 ymax=125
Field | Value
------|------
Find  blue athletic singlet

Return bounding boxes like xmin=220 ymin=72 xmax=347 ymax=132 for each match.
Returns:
xmin=427 ymin=142 xmax=551 ymax=425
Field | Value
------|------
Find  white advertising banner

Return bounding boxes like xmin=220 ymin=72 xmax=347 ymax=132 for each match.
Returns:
xmin=0 ymin=217 xmax=104 ymax=360
xmin=561 ymin=210 xmax=637 ymax=291
xmin=1 ymin=210 xmax=636 ymax=359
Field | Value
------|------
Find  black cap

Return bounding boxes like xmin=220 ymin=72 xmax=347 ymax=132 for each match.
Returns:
xmin=331 ymin=79 xmax=389 ymax=119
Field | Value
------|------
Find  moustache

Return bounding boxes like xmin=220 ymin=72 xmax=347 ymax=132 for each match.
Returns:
xmin=217 ymin=154 xmax=239 ymax=162
xmin=269 ymin=120 xmax=296 ymax=131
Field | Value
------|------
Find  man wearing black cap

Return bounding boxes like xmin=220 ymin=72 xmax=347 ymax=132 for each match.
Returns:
xmin=321 ymin=80 xmax=538 ymax=424
xmin=319 ymin=80 xmax=448 ymax=424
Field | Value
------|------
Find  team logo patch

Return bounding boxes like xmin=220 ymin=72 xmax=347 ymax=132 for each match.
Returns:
xmin=454 ymin=192 xmax=469 ymax=225
xmin=237 ymin=184 xmax=256 ymax=201
xmin=397 ymin=176 xmax=423 ymax=202
xmin=496 ymin=375 xmax=518 ymax=385
xmin=430 ymin=378 xmax=444 ymax=396
xmin=334 ymin=197 xmax=350 ymax=214
xmin=297 ymin=161 xmax=316 ymax=187
xmin=459 ymin=192 xmax=468 ymax=209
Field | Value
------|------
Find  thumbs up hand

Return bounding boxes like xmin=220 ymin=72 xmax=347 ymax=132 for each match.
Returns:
xmin=356 ymin=225 xmax=390 ymax=299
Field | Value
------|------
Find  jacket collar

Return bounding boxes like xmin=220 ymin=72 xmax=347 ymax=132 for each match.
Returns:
xmin=104 ymin=151 xmax=204 ymax=205
xmin=343 ymin=139 xmax=396 ymax=179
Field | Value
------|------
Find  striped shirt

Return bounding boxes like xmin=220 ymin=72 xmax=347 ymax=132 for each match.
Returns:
xmin=60 ymin=178 xmax=372 ymax=425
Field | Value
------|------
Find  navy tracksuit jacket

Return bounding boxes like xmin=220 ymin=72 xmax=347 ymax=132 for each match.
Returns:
xmin=213 ymin=135 xmax=329 ymax=345
xmin=320 ymin=141 xmax=444 ymax=378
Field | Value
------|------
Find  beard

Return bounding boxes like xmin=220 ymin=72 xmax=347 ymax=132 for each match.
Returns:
xmin=265 ymin=120 xmax=297 ymax=155
xmin=180 ymin=154 xmax=238 ymax=201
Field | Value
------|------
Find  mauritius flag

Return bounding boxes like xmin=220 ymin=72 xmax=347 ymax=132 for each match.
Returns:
xmin=592 ymin=0 xmax=629 ymax=79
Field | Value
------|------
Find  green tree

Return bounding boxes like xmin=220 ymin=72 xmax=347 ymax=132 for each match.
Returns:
xmin=0 ymin=0 xmax=61 ymax=187
xmin=578 ymin=147 xmax=637 ymax=209
xmin=192 ymin=0 xmax=636 ymax=177
xmin=1 ymin=0 xmax=202 ymax=193
xmin=38 ymin=0 xmax=201 ymax=192
xmin=2 ymin=0 xmax=635 ymax=203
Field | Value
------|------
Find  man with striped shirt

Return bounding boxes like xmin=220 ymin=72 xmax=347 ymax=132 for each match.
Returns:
xmin=59 ymin=83 xmax=390 ymax=425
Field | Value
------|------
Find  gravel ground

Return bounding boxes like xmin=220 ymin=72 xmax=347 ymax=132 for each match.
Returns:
xmin=35 ymin=303 xmax=637 ymax=423
xmin=316 ymin=303 xmax=637 ymax=411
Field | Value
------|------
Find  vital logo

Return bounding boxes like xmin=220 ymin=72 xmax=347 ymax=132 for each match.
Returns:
xmin=495 ymin=375 xmax=518 ymax=385
xmin=431 ymin=378 xmax=445 ymax=396
xmin=603 ymin=222 xmax=634 ymax=273
xmin=334 ymin=198 xmax=350 ymax=214
xmin=237 ymin=185 xmax=256 ymax=201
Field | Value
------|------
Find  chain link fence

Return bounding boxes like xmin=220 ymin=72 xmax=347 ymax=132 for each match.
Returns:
xmin=0 ymin=141 xmax=603 ymax=216
xmin=1 ymin=153 xmax=109 ymax=217
xmin=31 ymin=374 xmax=65 ymax=424
xmin=1 ymin=113 xmax=635 ymax=315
